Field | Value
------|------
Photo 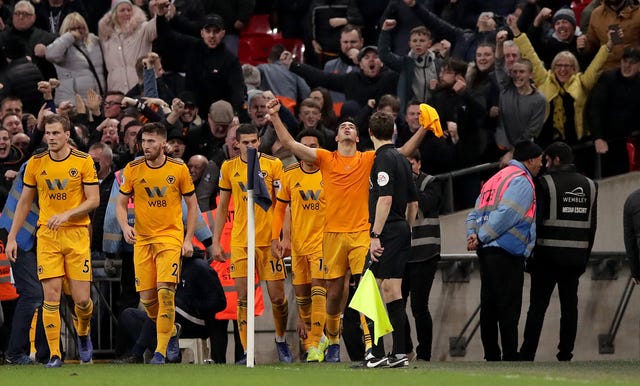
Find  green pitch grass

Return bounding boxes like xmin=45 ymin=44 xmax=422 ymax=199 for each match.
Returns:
xmin=3 ymin=361 xmax=640 ymax=386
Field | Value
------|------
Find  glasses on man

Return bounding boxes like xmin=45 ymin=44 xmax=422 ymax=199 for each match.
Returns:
xmin=14 ymin=11 xmax=34 ymax=18
xmin=103 ymin=101 xmax=121 ymax=107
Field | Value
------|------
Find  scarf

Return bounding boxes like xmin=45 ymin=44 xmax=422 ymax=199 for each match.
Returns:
xmin=552 ymin=87 xmax=566 ymax=139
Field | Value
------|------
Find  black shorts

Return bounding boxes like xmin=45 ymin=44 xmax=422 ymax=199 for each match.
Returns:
xmin=371 ymin=221 xmax=411 ymax=279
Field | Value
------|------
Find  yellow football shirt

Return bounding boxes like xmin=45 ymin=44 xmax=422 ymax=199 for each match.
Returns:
xmin=23 ymin=149 xmax=98 ymax=227
xmin=218 ymin=153 xmax=283 ymax=247
xmin=119 ymin=156 xmax=195 ymax=246
xmin=276 ymin=162 xmax=325 ymax=255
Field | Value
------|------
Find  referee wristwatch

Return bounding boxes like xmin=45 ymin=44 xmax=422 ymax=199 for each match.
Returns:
xmin=370 ymin=231 xmax=381 ymax=239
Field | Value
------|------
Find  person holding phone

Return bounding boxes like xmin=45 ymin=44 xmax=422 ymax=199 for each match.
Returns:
xmin=581 ymin=0 xmax=640 ymax=70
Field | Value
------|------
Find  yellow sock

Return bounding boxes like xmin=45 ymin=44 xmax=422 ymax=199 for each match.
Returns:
xmin=30 ymin=309 xmax=38 ymax=356
xmin=42 ymin=301 xmax=61 ymax=358
xmin=326 ymin=313 xmax=341 ymax=345
xmin=272 ymin=298 xmax=289 ymax=338
xmin=155 ymin=287 xmax=176 ymax=356
xmin=141 ymin=297 xmax=159 ymax=322
xmin=75 ymin=299 xmax=93 ymax=336
xmin=238 ymin=299 xmax=248 ymax=351
xmin=296 ymin=295 xmax=312 ymax=350
xmin=360 ymin=314 xmax=373 ymax=353
xmin=310 ymin=286 xmax=327 ymax=347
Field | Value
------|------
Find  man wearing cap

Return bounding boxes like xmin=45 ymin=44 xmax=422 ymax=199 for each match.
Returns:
xmin=587 ymin=46 xmax=640 ymax=177
xmin=200 ymin=0 xmax=255 ymax=56
xmin=184 ymin=100 xmax=235 ymax=167
xmin=466 ymin=140 xmax=543 ymax=361
xmin=288 ymin=45 xmax=398 ymax=108
xmin=521 ymin=5 xmax=586 ymax=69
xmin=519 ymin=142 xmax=597 ymax=362
xmin=155 ymin=7 xmax=245 ymax=117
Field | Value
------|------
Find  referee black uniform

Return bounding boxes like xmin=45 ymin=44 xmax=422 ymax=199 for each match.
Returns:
xmin=368 ymin=143 xmax=418 ymax=359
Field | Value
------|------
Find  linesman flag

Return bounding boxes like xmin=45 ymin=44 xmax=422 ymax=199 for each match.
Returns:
xmin=247 ymin=147 xmax=272 ymax=211
xmin=348 ymin=269 xmax=393 ymax=344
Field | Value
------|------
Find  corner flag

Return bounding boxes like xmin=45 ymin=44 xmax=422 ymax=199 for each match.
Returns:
xmin=348 ymin=270 xmax=393 ymax=344
xmin=247 ymin=147 xmax=272 ymax=211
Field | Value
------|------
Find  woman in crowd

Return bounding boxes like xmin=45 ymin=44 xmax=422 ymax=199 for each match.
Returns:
xmin=508 ymin=15 xmax=614 ymax=173
xmin=45 ymin=12 xmax=106 ymax=105
xmin=309 ymin=87 xmax=338 ymax=131
xmin=98 ymin=0 xmax=158 ymax=94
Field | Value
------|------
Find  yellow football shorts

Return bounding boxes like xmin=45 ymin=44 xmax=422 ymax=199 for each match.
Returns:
xmin=133 ymin=243 xmax=181 ymax=292
xmin=230 ymin=245 xmax=287 ymax=281
xmin=322 ymin=231 xmax=368 ymax=280
xmin=36 ymin=226 xmax=91 ymax=281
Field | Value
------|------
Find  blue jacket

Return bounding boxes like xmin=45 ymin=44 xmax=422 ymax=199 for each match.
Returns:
xmin=466 ymin=160 xmax=536 ymax=257
xmin=0 ymin=162 xmax=39 ymax=252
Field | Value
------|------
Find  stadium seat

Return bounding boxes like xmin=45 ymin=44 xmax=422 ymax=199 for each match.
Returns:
xmin=241 ymin=14 xmax=274 ymax=35
xmin=179 ymin=338 xmax=210 ymax=364
xmin=571 ymin=0 xmax=593 ymax=27
xmin=238 ymin=33 xmax=277 ymax=65
xmin=239 ymin=34 xmax=306 ymax=66
xmin=277 ymin=96 xmax=297 ymax=114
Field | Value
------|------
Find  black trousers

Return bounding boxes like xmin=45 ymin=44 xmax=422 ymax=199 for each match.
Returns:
xmin=402 ymin=258 xmax=438 ymax=361
xmin=478 ymin=247 xmax=525 ymax=361
xmin=520 ymin=265 xmax=582 ymax=361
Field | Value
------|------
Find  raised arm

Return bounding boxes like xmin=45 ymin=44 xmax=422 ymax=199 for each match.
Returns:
xmin=397 ymin=125 xmax=428 ymax=156
xmin=266 ymin=99 xmax=318 ymax=164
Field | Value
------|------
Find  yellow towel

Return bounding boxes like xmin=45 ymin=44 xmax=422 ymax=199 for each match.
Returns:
xmin=419 ymin=103 xmax=443 ymax=138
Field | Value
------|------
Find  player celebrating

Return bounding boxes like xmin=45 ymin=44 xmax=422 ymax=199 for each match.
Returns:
xmin=212 ymin=124 xmax=292 ymax=364
xmin=267 ymin=98 xmax=431 ymax=362
xmin=272 ymin=129 xmax=328 ymax=362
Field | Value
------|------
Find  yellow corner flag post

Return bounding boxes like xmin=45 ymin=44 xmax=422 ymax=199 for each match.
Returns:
xmin=348 ymin=270 xmax=393 ymax=344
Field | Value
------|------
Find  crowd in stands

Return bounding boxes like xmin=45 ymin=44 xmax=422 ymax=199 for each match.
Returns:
xmin=0 ymin=0 xmax=639 ymax=363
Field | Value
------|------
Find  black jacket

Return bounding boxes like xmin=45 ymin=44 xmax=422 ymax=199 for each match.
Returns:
xmin=184 ymin=122 xmax=227 ymax=167
xmin=0 ymin=145 xmax=25 ymax=208
xmin=290 ymin=62 xmax=398 ymax=108
xmin=0 ymin=26 xmax=56 ymax=79
xmin=34 ymin=0 xmax=88 ymax=35
xmin=156 ymin=15 xmax=246 ymax=115
xmin=0 ymin=57 xmax=45 ymax=115
xmin=410 ymin=2 xmax=498 ymax=62
xmin=90 ymin=170 xmax=116 ymax=252
xmin=587 ymin=68 xmax=640 ymax=140
xmin=308 ymin=0 xmax=363 ymax=52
